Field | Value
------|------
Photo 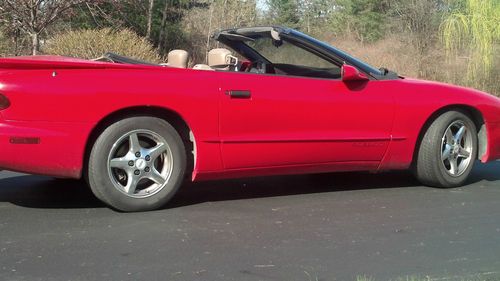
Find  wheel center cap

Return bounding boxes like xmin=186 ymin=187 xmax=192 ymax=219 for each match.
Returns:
xmin=135 ymin=159 xmax=147 ymax=170
xmin=453 ymin=146 xmax=460 ymax=154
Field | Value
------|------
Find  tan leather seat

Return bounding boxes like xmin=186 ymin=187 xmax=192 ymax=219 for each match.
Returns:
xmin=166 ymin=50 xmax=188 ymax=68
xmin=208 ymin=48 xmax=237 ymax=70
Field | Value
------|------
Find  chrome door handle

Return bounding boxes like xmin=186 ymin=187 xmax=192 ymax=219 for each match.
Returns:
xmin=226 ymin=90 xmax=251 ymax=99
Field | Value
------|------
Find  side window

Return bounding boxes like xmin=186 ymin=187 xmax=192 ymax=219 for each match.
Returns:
xmin=246 ymin=38 xmax=341 ymax=79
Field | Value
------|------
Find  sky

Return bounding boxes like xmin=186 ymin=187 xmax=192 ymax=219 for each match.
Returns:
xmin=257 ymin=0 xmax=268 ymax=11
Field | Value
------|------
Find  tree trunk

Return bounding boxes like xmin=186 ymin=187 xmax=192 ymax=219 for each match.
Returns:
xmin=31 ymin=33 xmax=38 ymax=55
xmin=146 ymin=0 xmax=155 ymax=40
xmin=14 ymin=29 xmax=20 ymax=56
xmin=158 ymin=0 xmax=169 ymax=52
xmin=206 ymin=3 xmax=214 ymax=62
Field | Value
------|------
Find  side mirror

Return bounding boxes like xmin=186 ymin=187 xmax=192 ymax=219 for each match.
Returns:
xmin=341 ymin=64 xmax=369 ymax=82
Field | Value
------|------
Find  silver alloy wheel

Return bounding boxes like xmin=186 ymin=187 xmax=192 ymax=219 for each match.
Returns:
xmin=440 ymin=120 xmax=473 ymax=177
xmin=107 ymin=129 xmax=173 ymax=198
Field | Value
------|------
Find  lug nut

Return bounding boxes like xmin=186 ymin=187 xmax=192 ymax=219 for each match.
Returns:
xmin=134 ymin=170 xmax=140 ymax=175
xmin=144 ymin=167 xmax=150 ymax=172
xmin=145 ymin=155 xmax=151 ymax=161
xmin=135 ymin=152 xmax=141 ymax=157
xmin=128 ymin=160 xmax=134 ymax=167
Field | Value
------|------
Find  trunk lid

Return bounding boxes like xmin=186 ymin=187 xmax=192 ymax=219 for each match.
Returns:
xmin=0 ymin=55 xmax=159 ymax=70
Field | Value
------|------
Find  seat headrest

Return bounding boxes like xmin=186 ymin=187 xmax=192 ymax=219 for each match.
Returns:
xmin=167 ymin=49 xmax=188 ymax=68
xmin=208 ymin=48 xmax=237 ymax=68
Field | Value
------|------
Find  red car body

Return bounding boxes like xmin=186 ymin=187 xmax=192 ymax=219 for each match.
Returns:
xmin=1 ymin=55 xmax=499 ymax=181
xmin=1 ymin=29 xmax=500 ymax=185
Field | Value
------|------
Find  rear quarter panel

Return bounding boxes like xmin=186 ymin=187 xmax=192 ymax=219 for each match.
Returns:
xmin=0 ymin=67 xmax=223 ymax=177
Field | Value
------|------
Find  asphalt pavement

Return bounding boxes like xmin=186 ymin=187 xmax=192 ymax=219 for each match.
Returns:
xmin=1 ymin=162 xmax=500 ymax=281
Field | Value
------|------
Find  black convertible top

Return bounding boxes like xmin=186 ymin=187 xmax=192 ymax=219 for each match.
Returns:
xmin=94 ymin=52 xmax=158 ymax=66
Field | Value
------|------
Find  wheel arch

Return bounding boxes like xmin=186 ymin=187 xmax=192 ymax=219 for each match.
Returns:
xmin=82 ymin=106 xmax=195 ymax=180
xmin=411 ymin=104 xmax=486 ymax=167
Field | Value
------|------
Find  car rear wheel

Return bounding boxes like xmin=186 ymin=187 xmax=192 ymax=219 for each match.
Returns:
xmin=87 ymin=117 xmax=186 ymax=212
xmin=414 ymin=110 xmax=478 ymax=188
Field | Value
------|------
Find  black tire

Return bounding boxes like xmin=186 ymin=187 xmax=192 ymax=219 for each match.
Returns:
xmin=414 ymin=110 xmax=478 ymax=188
xmin=87 ymin=117 xmax=186 ymax=212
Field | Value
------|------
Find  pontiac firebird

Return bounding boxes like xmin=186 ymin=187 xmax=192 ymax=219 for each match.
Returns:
xmin=0 ymin=26 xmax=499 ymax=211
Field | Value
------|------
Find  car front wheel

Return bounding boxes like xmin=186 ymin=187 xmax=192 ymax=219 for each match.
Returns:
xmin=87 ymin=117 xmax=186 ymax=212
xmin=414 ymin=110 xmax=478 ymax=188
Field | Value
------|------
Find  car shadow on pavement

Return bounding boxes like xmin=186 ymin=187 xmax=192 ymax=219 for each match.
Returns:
xmin=469 ymin=160 xmax=500 ymax=182
xmin=168 ymin=160 xmax=500 ymax=209
xmin=166 ymin=171 xmax=419 ymax=209
xmin=0 ymin=175 xmax=104 ymax=209
xmin=0 ymin=161 xmax=498 ymax=210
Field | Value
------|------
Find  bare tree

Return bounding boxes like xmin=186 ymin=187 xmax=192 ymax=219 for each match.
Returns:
xmin=391 ymin=0 xmax=440 ymax=76
xmin=0 ymin=0 xmax=90 ymax=55
xmin=392 ymin=0 xmax=439 ymax=54
xmin=181 ymin=0 xmax=257 ymax=63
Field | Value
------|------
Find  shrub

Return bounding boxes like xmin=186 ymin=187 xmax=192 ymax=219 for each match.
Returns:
xmin=43 ymin=28 xmax=162 ymax=63
xmin=0 ymin=30 xmax=13 ymax=57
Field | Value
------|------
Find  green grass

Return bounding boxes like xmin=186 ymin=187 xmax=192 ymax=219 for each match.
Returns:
xmin=357 ymin=275 xmax=377 ymax=281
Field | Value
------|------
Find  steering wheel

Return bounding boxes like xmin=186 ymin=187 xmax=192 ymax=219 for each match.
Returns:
xmin=245 ymin=61 xmax=262 ymax=73
xmin=245 ymin=61 xmax=275 ymax=74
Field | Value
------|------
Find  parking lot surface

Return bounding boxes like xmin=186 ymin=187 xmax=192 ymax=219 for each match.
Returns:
xmin=1 ymin=162 xmax=500 ymax=280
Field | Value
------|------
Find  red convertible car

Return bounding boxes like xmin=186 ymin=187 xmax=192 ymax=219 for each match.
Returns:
xmin=1 ymin=26 xmax=499 ymax=211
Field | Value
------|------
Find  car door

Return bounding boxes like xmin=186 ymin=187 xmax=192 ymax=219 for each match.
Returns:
xmin=218 ymin=71 xmax=395 ymax=170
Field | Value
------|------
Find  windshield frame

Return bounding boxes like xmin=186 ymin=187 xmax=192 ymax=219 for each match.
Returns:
xmin=213 ymin=26 xmax=398 ymax=80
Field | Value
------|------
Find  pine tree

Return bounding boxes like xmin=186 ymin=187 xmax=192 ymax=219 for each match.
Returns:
xmin=267 ymin=0 xmax=300 ymax=27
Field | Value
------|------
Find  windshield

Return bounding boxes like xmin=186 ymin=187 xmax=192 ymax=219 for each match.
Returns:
xmin=246 ymin=37 xmax=339 ymax=70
